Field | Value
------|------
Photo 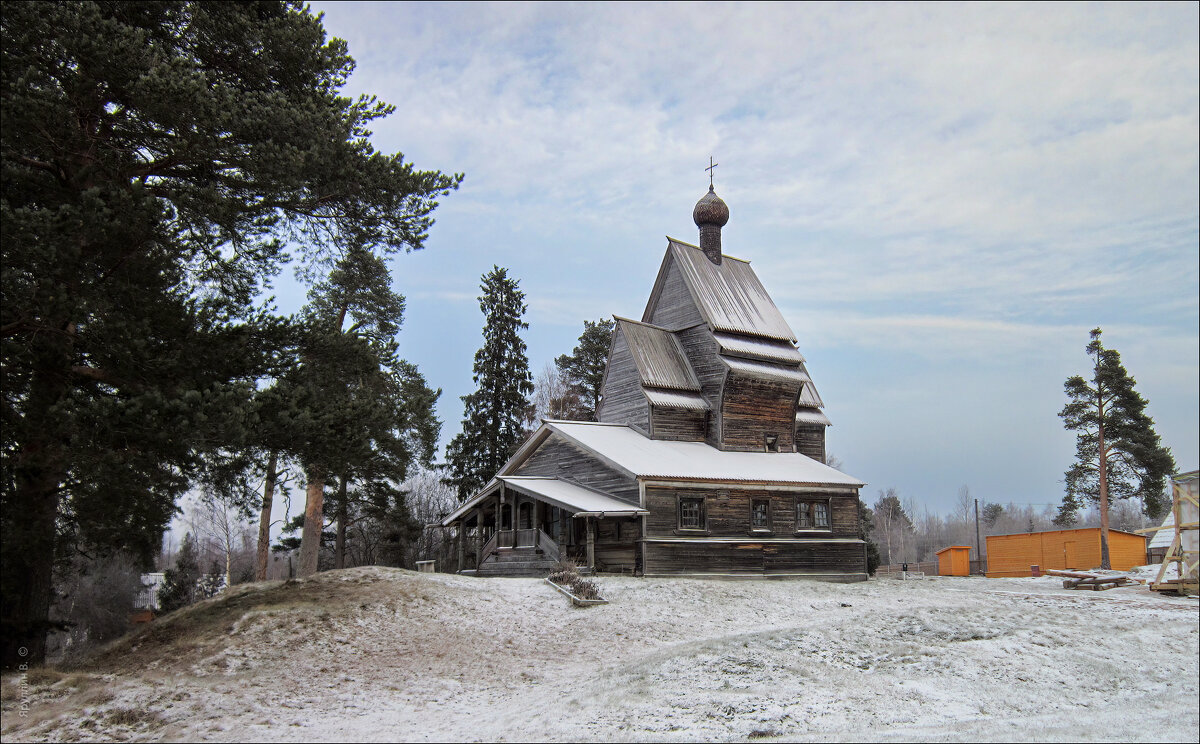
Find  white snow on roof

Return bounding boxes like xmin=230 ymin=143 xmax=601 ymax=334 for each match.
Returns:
xmin=642 ymin=388 xmax=710 ymax=410
xmin=724 ymin=356 xmax=811 ymax=384
xmin=713 ymin=332 xmax=806 ymax=364
xmin=795 ymin=408 xmax=832 ymax=426
xmin=798 ymin=380 xmax=825 ymax=408
xmin=669 ymin=240 xmax=797 ymax=342
xmin=499 ymin=476 xmax=648 ymax=517
xmin=542 ymin=421 xmax=865 ymax=486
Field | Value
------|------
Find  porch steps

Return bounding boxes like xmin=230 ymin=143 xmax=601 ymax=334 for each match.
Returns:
xmin=474 ymin=547 xmax=559 ymax=577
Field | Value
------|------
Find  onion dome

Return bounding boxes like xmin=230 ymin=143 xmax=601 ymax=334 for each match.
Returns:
xmin=692 ymin=184 xmax=730 ymax=228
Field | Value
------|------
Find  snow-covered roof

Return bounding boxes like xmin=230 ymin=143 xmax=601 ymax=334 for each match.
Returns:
xmin=666 ymin=239 xmax=798 ymax=342
xmin=798 ymin=380 xmax=825 ymax=408
xmin=440 ymin=475 xmax=648 ymax=525
xmin=616 ymin=317 xmax=701 ymax=391
xmin=795 ymin=408 xmax=832 ymax=426
xmin=723 ymin=356 xmax=810 ymax=384
xmin=713 ymin=332 xmax=805 ymax=364
xmin=642 ymin=388 xmax=710 ymax=411
xmin=532 ymin=421 xmax=864 ymax=487
xmin=499 ymin=477 xmax=648 ymax=518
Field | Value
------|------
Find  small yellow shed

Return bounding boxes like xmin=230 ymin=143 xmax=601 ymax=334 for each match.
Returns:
xmin=985 ymin=528 xmax=1147 ymax=577
xmin=935 ymin=545 xmax=972 ymax=576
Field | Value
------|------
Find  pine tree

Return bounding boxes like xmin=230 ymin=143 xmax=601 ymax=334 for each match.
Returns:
xmin=554 ymin=319 xmax=615 ymax=421
xmin=444 ymin=267 xmax=535 ymax=502
xmin=1057 ymin=328 xmax=1175 ymax=568
xmin=0 ymin=1 xmax=460 ymax=666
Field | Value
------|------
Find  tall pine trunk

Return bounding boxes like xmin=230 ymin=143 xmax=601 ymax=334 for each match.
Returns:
xmin=334 ymin=476 xmax=348 ymax=569
xmin=1098 ymin=419 xmax=1111 ymax=570
xmin=2 ymin=342 xmax=71 ymax=668
xmin=298 ymin=465 xmax=326 ymax=577
xmin=255 ymin=450 xmax=278 ymax=581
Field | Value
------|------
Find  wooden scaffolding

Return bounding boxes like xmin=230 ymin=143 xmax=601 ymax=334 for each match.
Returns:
xmin=1150 ymin=470 xmax=1198 ymax=596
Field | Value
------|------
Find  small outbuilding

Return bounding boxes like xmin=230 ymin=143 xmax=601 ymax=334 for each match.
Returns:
xmin=935 ymin=545 xmax=972 ymax=576
xmin=985 ymin=527 xmax=1148 ymax=577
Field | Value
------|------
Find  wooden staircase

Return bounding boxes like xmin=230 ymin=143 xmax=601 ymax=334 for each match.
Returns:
xmin=470 ymin=528 xmax=562 ymax=577
xmin=474 ymin=546 xmax=559 ymax=577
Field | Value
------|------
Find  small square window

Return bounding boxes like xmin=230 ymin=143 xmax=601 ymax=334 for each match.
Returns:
xmin=680 ymin=497 xmax=705 ymax=530
xmin=751 ymin=499 xmax=771 ymax=531
xmin=765 ymin=434 xmax=779 ymax=452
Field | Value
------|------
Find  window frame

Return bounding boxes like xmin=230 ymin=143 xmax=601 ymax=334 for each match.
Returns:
xmin=795 ymin=497 xmax=833 ymax=533
xmin=750 ymin=497 xmax=773 ymax=533
xmin=677 ymin=495 xmax=707 ymax=532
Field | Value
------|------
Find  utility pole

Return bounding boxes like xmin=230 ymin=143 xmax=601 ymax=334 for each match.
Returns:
xmin=974 ymin=498 xmax=982 ymax=570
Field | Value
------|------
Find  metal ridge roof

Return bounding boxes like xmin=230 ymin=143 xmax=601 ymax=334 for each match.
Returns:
xmin=615 ymin=317 xmax=701 ymax=392
xmin=667 ymin=239 xmax=797 ymax=342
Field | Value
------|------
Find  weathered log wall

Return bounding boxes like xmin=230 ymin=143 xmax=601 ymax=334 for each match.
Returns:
xmin=719 ymin=374 xmax=800 ymax=452
xmin=794 ymin=424 xmax=826 ymax=463
xmin=650 ymin=406 xmax=707 ymax=441
xmin=643 ymin=541 xmax=866 ymax=579
xmin=643 ymin=486 xmax=859 ymax=537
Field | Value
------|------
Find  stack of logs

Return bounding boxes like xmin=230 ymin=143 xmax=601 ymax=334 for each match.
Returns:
xmin=1046 ymin=569 xmax=1136 ymax=591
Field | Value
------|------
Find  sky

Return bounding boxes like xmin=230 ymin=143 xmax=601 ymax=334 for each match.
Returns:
xmin=281 ymin=1 xmax=1198 ymax=517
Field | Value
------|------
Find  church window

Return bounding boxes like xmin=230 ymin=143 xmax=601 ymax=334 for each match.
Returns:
xmin=796 ymin=498 xmax=831 ymax=530
xmin=765 ymin=434 xmax=779 ymax=452
xmin=679 ymin=496 xmax=705 ymax=530
xmin=751 ymin=499 xmax=771 ymax=531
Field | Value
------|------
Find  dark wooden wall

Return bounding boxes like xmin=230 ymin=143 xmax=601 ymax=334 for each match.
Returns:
xmin=513 ymin=435 xmax=640 ymax=505
xmin=650 ymin=406 xmax=707 ymax=441
xmin=643 ymin=542 xmax=866 ymax=578
xmin=643 ymin=486 xmax=859 ymax=538
xmin=719 ymin=374 xmax=800 ymax=452
xmin=795 ymin=425 xmax=827 ymax=463
xmin=597 ymin=328 xmax=649 ymax=431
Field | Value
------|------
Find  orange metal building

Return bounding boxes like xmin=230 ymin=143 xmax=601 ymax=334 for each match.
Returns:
xmin=985 ymin=528 xmax=1147 ymax=577
xmin=935 ymin=545 xmax=972 ymax=576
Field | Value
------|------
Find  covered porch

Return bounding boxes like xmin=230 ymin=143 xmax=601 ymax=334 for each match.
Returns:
xmin=440 ymin=476 xmax=648 ymax=576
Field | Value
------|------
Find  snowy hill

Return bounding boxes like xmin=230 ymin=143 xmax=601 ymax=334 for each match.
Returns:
xmin=2 ymin=566 xmax=1197 ymax=741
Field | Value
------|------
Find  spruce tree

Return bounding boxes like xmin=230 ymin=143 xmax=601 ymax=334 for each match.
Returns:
xmin=444 ymin=267 xmax=535 ymax=502
xmin=157 ymin=534 xmax=201 ymax=614
xmin=0 ymin=1 xmax=460 ymax=665
xmin=554 ymin=318 xmax=615 ymax=421
xmin=1056 ymin=328 xmax=1175 ymax=568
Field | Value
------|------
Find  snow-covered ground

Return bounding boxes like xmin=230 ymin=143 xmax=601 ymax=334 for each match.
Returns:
xmin=2 ymin=566 xmax=1197 ymax=742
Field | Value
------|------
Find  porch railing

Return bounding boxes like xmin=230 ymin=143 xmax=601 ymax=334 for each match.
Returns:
xmin=478 ymin=532 xmax=498 ymax=568
xmin=536 ymin=529 xmax=560 ymax=563
xmin=497 ymin=529 xmax=514 ymax=549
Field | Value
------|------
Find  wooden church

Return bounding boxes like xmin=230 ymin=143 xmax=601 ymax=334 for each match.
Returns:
xmin=441 ymin=182 xmax=869 ymax=581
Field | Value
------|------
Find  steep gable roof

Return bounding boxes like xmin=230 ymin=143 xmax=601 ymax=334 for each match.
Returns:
xmin=646 ymin=238 xmax=797 ymax=342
